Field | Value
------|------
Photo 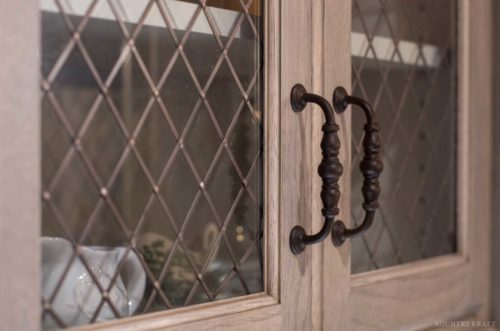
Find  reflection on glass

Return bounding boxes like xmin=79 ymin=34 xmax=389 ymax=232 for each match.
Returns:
xmin=351 ymin=0 xmax=457 ymax=273
xmin=41 ymin=0 xmax=263 ymax=328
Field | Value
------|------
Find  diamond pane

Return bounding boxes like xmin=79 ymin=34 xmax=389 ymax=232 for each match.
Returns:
xmin=184 ymin=104 xmax=221 ymax=178
xmin=160 ymin=57 xmax=200 ymax=133
xmin=182 ymin=195 xmax=220 ymax=271
xmin=79 ymin=1 xmax=125 ymax=81
xmin=183 ymin=4 xmax=225 ymax=87
xmin=50 ymin=46 xmax=100 ymax=130
xmin=206 ymin=61 xmax=243 ymax=134
xmin=41 ymin=3 xmax=71 ymax=77
xmin=107 ymin=52 xmax=152 ymax=133
xmin=159 ymin=151 xmax=199 ymax=228
xmin=134 ymin=5 xmax=177 ymax=83
xmin=41 ymin=0 xmax=263 ymax=328
xmin=202 ymin=241 xmax=237 ymax=294
xmin=206 ymin=151 xmax=242 ymax=222
xmin=135 ymin=103 xmax=176 ymax=180
xmin=226 ymin=190 xmax=261 ymax=261
xmin=49 ymin=155 xmax=100 ymax=240
xmin=42 ymin=96 xmax=72 ymax=187
xmin=108 ymin=153 xmax=152 ymax=230
xmin=80 ymin=102 xmax=127 ymax=181
xmin=351 ymin=0 xmax=457 ymax=273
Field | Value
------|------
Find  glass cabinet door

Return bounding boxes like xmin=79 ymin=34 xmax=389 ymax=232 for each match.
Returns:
xmin=322 ymin=1 xmax=493 ymax=330
xmin=0 ymin=1 xmax=492 ymax=330
xmin=40 ymin=1 xmax=264 ymax=327
xmin=350 ymin=0 xmax=457 ymax=273
xmin=35 ymin=0 xmax=317 ymax=330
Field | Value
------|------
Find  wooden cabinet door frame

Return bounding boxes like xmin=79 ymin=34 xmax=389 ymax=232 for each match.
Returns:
xmin=321 ymin=1 xmax=493 ymax=330
xmin=0 ymin=1 xmax=492 ymax=330
xmin=0 ymin=0 xmax=327 ymax=330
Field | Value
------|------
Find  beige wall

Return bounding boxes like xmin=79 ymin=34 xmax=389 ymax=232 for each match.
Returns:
xmin=493 ymin=0 xmax=500 ymax=324
xmin=0 ymin=1 xmax=40 ymax=330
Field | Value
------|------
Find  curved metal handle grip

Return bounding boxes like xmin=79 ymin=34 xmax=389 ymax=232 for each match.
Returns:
xmin=289 ymin=84 xmax=343 ymax=255
xmin=331 ymin=87 xmax=383 ymax=247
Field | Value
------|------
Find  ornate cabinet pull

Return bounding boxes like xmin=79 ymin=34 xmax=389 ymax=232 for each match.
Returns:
xmin=331 ymin=87 xmax=383 ymax=247
xmin=289 ymin=84 xmax=343 ymax=255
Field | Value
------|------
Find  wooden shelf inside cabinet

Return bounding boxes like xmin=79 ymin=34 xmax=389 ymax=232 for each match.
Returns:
xmin=351 ymin=32 xmax=445 ymax=68
xmin=182 ymin=0 xmax=261 ymax=16
xmin=41 ymin=0 xmax=260 ymax=38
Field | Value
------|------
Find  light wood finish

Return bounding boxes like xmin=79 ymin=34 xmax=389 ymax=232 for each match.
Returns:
xmin=321 ymin=0 xmax=352 ymax=330
xmin=263 ymin=0 xmax=280 ymax=304
xmin=492 ymin=0 xmax=500 ymax=324
xmin=0 ymin=1 xmax=40 ymax=331
xmin=311 ymin=0 xmax=325 ymax=328
xmin=2 ymin=1 xmax=493 ymax=330
xmin=429 ymin=328 xmax=497 ymax=331
xmin=0 ymin=0 xmax=317 ymax=329
xmin=278 ymin=0 xmax=317 ymax=329
xmin=76 ymin=294 xmax=278 ymax=331
xmin=74 ymin=0 xmax=318 ymax=329
xmin=465 ymin=0 xmax=493 ymax=321
xmin=350 ymin=256 xmax=472 ymax=330
xmin=338 ymin=1 xmax=494 ymax=330
xmin=74 ymin=0 xmax=321 ymax=329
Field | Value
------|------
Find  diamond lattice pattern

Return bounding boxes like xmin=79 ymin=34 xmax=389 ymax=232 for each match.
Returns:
xmin=40 ymin=0 xmax=263 ymax=328
xmin=351 ymin=0 xmax=457 ymax=273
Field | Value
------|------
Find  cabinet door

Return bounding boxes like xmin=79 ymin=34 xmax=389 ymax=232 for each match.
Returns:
xmin=0 ymin=1 xmax=326 ymax=330
xmin=323 ymin=1 xmax=492 ymax=330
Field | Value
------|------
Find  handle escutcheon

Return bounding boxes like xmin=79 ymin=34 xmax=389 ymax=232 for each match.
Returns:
xmin=331 ymin=87 xmax=383 ymax=247
xmin=289 ymin=84 xmax=343 ymax=255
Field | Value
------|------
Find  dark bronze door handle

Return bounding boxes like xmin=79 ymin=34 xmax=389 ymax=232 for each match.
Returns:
xmin=331 ymin=87 xmax=383 ymax=247
xmin=289 ymin=84 xmax=343 ymax=255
